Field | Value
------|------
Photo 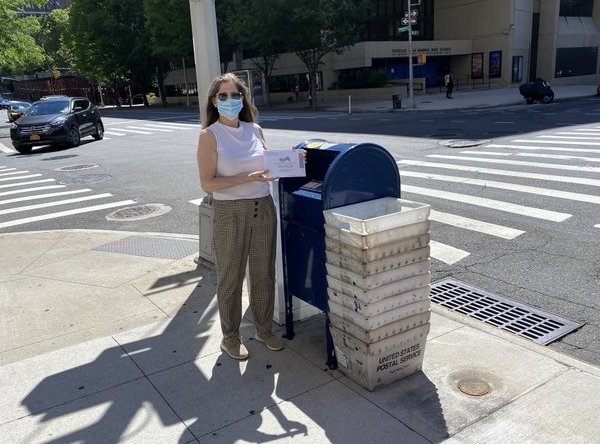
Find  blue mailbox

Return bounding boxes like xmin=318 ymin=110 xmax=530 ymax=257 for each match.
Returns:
xmin=279 ymin=140 xmax=401 ymax=368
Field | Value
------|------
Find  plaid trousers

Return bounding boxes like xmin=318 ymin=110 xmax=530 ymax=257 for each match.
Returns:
xmin=212 ymin=195 xmax=276 ymax=338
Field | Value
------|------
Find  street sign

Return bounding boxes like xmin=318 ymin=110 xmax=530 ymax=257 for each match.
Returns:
xmin=401 ymin=17 xmax=417 ymax=25
xmin=397 ymin=26 xmax=409 ymax=32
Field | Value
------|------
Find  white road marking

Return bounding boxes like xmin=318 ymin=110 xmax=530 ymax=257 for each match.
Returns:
xmin=0 ymin=185 xmax=65 ymax=197
xmin=539 ymin=135 xmax=600 ymax=140
xmin=460 ymin=151 xmax=600 ymax=163
xmin=189 ymin=198 xmax=203 ymax=206
xmin=512 ymin=139 xmax=599 ymax=146
xmin=402 ymin=184 xmax=571 ymax=222
xmin=119 ymin=128 xmax=153 ymax=134
xmin=0 ymin=193 xmax=114 ymax=215
xmin=430 ymin=210 xmax=524 ymax=239
xmin=103 ymin=131 xmax=126 ymax=136
xmin=127 ymin=125 xmax=172 ymax=132
xmin=144 ymin=123 xmax=195 ymax=130
xmin=401 ymin=170 xmax=600 ymax=205
xmin=0 ymin=200 xmax=136 ymax=229
xmin=429 ymin=240 xmax=470 ymax=265
xmin=0 ymin=141 xmax=15 ymax=153
xmin=0 ymin=189 xmax=91 ymax=205
xmin=397 ymin=159 xmax=600 ymax=187
xmin=485 ymin=143 xmax=599 ymax=154
xmin=0 ymin=169 xmax=22 ymax=175
xmin=427 ymin=155 xmax=600 ymax=173
xmin=0 ymin=174 xmax=42 ymax=182
xmin=557 ymin=131 xmax=600 ymax=136
xmin=0 ymin=179 xmax=56 ymax=190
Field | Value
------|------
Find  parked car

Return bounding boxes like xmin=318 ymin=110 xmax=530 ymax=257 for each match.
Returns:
xmin=0 ymin=97 xmax=11 ymax=109
xmin=6 ymin=101 xmax=31 ymax=122
xmin=122 ymin=94 xmax=145 ymax=105
xmin=10 ymin=96 xmax=104 ymax=154
xmin=519 ymin=78 xmax=554 ymax=104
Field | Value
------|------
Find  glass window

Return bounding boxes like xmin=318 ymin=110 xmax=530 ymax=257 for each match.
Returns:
xmin=512 ymin=56 xmax=523 ymax=83
xmin=555 ymin=46 xmax=598 ymax=77
xmin=559 ymin=0 xmax=593 ymax=17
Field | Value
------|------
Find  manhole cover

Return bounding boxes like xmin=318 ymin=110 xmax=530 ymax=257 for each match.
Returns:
xmin=41 ymin=155 xmax=79 ymax=161
xmin=55 ymin=164 xmax=99 ymax=172
xmin=430 ymin=278 xmax=583 ymax=345
xmin=106 ymin=203 xmax=171 ymax=221
xmin=60 ymin=174 xmax=111 ymax=185
xmin=438 ymin=139 xmax=491 ymax=148
xmin=457 ymin=379 xmax=490 ymax=396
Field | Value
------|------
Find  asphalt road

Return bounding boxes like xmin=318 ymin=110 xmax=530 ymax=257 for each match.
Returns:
xmin=1 ymin=100 xmax=599 ymax=366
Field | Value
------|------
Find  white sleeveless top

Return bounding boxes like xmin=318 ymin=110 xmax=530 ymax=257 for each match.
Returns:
xmin=207 ymin=121 xmax=270 ymax=200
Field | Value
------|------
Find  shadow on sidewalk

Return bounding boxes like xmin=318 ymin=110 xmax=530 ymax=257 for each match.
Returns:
xmin=19 ymin=263 xmax=448 ymax=442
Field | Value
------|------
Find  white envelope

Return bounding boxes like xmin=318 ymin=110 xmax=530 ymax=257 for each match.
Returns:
xmin=263 ymin=149 xmax=306 ymax=178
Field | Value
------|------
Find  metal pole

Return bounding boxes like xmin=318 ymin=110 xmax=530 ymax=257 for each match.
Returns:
xmin=183 ymin=57 xmax=190 ymax=107
xmin=407 ymin=0 xmax=414 ymax=108
xmin=348 ymin=95 xmax=352 ymax=114
xmin=188 ymin=0 xmax=221 ymax=121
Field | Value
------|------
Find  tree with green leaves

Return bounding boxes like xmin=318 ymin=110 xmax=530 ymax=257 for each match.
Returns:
xmin=286 ymin=0 xmax=369 ymax=109
xmin=222 ymin=0 xmax=289 ymax=106
xmin=0 ymin=0 xmax=46 ymax=74
xmin=67 ymin=0 xmax=154 ymax=98
xmin=35 ymin=7 xmax=73 ymax=70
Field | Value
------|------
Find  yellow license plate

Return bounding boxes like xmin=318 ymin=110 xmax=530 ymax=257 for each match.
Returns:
xmin=30 ymin=134 xmax=41 ymax=141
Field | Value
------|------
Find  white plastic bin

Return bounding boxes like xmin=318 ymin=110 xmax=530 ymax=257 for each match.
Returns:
xmin=326 ymin=247 xmax=430 ymax=276
xmin=327 ymin=273 xmax=431 ymax=305
xmin=328 ymin=285 xmax=430 ymax=317
xmin=323 ymin=197 xmax=430 ymax=234
xmin=326 ymin=260 xmax=430 ymax=290
xmin=328 ymin=300 xmax=431 ymax=343
xmin=331 ymin=323 xmax=430 ymax=391
xmin=324 ymin=220 xmax=430 ymax=249
xmin=325 ymin=233 xmax=431 ymax=262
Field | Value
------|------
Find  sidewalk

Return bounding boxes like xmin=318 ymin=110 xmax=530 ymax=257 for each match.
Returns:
xmin=1 ymin=229 xmax=599 ymax=443
xmin=265 ymin=83 xmax=598 ymax=113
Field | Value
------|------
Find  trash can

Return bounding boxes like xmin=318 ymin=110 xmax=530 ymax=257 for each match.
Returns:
xmin=278 ymin=139 xmax=401 ymax=368
xmin=392 ymin=94 xmax=402 ymax=109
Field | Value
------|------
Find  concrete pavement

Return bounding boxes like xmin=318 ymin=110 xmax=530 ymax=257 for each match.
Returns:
xmin=2 ymin=84 xmax=600 ymax=442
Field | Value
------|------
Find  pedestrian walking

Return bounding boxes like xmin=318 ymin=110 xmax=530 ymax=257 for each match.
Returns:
xmin=196 ymin=72 xmax=284 ymax=360
xmin=444 ymin=71 xmax=454 ymax=99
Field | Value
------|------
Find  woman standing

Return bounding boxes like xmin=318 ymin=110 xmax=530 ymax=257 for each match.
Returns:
xmin=196 ymin=73 xmax=283 ymax=360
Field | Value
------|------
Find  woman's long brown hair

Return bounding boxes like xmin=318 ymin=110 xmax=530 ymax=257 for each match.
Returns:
xmin=202 ymin=72 xmax=257 ymax=128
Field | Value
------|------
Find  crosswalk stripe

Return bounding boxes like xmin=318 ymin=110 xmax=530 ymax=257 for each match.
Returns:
xmin=430 ymin=210 xmax=524 ymax=239
xmin=595 ymin=224 xmax=600 ymax=228
xmin=0 ymin=168 xmax=17 ymax=173
xmin=119 ymin=128 xmax=153 ymax=134
xmin=0 ymin=170 xmax=23 ymax=176
xmin=0 ymin=185 xmax=65 ymax=197
xmin=460 ymin=151 xmax=600 ymax=163
xmin=427 ymin=155 xmax=600 ymax=173
xmin=402 ymin=184 xmax=571 ymax=222
xmin=0 ymin=193 xmax=114 ymax=215
xmin=512 ymin=139 xmax=599 ymax=146
xmin=539 ymin=135 xmax=600 ymax=140
xmin=127 ymin=125 xmax=172 ymax=132
xmin=430 ymin=240 xmax=470 ymax=265
xmin=574 ymin=128 xmax=600 ymax=132
xmin=485 ymin=143 xmax=599 ymax=154
xmin=0 ymin=141 xmax=15 ymax=153
xmin=0 ymin=189 xmax=91 ymax=206
xmin=397 ymin=159 xmax=600 ymax=187
xmin=0 ymin=200 xmax=136 ymax=229
xmin=189 ymin=198 xmax=203 ymax=206
xmin=144 ymin=123 xmax=195 ymax=130
xmin=556 ymin=132 xmax=600 ymax=136
xmin=401 ymin=171 xmax=600 ymax=205
xmin=0 ymin=174 xmax=42 ymax=182
xmin=0 ymin=179 xmax=55 ymax=190
xmin=104 ymin=131 xmax=126 ymax=136
xmin=147 ymin=121 xmax=197 ymax=128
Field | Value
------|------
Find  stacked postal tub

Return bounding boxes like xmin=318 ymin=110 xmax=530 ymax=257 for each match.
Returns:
xmin=323 ymin=197 xmax=432 ymax=391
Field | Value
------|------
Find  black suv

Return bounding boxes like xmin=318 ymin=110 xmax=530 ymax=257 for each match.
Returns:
xmin=10 ymin=96 xmax=104 ymax=154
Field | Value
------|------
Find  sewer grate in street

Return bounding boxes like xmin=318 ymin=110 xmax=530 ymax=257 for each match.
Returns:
xmin=105 ymin=203 xmax=171 ymax=221
xmin=93 ymin=235 xmax=198 ymax=260
xmin=55 ymin=164 xmax=99 ymax=172
xmin=430 ymin=277 xmax=583 ymax=345
xmin=59 ymin=174 xmax=111 ymax=185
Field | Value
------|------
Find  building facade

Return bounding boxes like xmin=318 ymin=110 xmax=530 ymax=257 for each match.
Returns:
xmin=246 ymin=0 xmax=600 ymax=96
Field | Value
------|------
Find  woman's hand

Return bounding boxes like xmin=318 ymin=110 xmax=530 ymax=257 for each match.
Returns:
xmin=248 ymin=170 xmax=277 ymax=181
xmin=293 ymin=148 xmax=308 ymax=164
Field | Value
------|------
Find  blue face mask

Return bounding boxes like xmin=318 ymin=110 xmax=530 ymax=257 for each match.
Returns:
xmin=217 ymin=98 xmax=244 ymax=120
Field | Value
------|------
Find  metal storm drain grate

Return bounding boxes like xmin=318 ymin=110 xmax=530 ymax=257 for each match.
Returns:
xmin=93 ymin=236 xmax=198 ymax=260
xmin=430 ymin=278 xmax=583 ymax=345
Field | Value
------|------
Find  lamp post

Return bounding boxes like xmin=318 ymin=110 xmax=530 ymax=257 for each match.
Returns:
xmin=407 ymin=0 xmax=415 ymax=109
xmin=188 ymin=0 xmax=221 ymax=120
